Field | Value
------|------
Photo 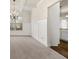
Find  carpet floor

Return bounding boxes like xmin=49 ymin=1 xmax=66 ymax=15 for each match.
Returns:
xmin=10 ymin=37 xmax=67 ymax=59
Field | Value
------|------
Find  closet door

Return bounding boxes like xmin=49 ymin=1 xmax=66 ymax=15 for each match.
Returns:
xmin=47 ymin=2 xmax=60 ymax=46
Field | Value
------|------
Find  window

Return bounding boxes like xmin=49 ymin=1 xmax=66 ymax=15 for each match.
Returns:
xmin=10 ymin=15 xmax=22 ymax=31
xmin=61 ymin=18 xmax=68 ymax=29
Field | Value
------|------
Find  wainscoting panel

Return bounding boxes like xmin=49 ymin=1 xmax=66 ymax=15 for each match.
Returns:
xmin=31 ymin=20 xmax=47 ymax=46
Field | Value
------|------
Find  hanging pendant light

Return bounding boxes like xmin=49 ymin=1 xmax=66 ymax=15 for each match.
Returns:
xmin=10 ymin=0 xmax=18 ymax=20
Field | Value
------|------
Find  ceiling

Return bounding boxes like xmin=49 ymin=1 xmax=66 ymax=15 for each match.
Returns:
xmin=10 ymin=0 xmax=68 ymax=17
xmin=10 ymin=0 xmax=41 ymax=14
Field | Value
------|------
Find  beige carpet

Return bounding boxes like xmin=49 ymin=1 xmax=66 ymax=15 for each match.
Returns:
xmin=10 ymin=37 xmax=67 ymax=59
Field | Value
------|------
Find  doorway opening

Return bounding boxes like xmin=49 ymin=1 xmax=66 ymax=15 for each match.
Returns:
xmin=47 ymin=0 xmax=68 ymax=58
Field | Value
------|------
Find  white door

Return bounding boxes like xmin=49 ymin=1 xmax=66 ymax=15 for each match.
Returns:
xmin=47 ymin=2 xmax=60 ymax=46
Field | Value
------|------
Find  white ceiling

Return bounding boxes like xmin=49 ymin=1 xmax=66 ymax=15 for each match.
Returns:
xmin=10 ymin=0 xmax=41 ymax=14
xmin=10 ymin=0 xmax=68 ymax=17
xmin=24 ymin=0 xmax=40 ymax=7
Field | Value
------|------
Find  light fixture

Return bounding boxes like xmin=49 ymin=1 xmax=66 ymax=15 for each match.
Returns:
xmin=10 ymin=0 xmax=18 ymax=22
xmin=10 ymin=0 xmax=23 ymax=30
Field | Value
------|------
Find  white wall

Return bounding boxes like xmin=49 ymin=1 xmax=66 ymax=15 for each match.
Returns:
xmin=60 ymin=29 xmax=68 ymax=41
xmin=47 ymin=2 xmax=60 ymax=46
xmin=31 ymin=20 xmax=47 ymax=46
xmin=31 ymin=0 xmax=60 ymax=46
xmin=10 ymin=11 xmax=31 ymax=35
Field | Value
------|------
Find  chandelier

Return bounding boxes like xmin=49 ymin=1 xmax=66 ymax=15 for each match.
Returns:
xmin=10 ymin=0 xmax=18 ymax=21
xmin=10 ymin=0 xmax=22 ymax=30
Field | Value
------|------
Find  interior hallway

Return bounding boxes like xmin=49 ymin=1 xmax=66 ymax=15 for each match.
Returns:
xmin=10 ymin=36 xmax=67 ymax=59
